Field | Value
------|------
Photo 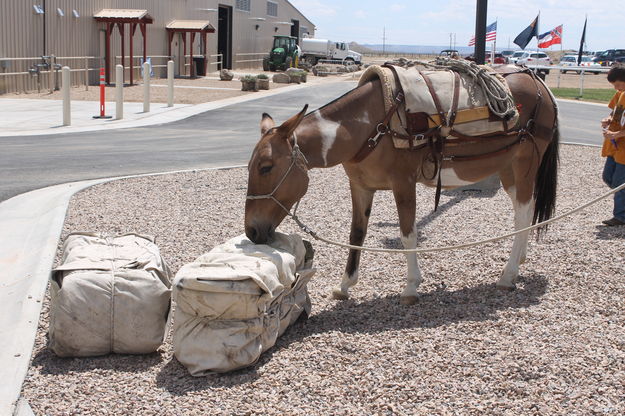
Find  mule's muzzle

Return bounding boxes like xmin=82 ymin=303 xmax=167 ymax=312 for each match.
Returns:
xmin=245 ymin=223 xmax=274 ymax=244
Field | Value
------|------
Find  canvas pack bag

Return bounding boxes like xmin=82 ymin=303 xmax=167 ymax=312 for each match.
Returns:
xmin=49 ymin=232 xmax=172 ymax=357
xmin=172 ymin=233 xmax=315 ymax=375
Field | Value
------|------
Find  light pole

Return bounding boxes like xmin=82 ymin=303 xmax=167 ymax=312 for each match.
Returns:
xmin=474 ymin=0 xmax=488 ymax=64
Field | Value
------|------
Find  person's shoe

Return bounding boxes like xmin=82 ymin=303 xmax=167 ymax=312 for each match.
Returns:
xmin=602 ymin=217 xmax=625 ymax=226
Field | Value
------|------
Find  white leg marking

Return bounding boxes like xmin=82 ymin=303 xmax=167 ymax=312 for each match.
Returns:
xmin=332 ymin=270 xmax=358 ymax=300
xmin=314 ymin=111 xmax=340 ymax=167
xmin=400 ymin=228 xmax=422 ymax=303
xmin=499 ymin=197 xmax=533 ymax=288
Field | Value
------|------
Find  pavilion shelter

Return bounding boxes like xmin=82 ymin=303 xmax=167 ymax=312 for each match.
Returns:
xmin=94 ymin=9 xmax=153 ymax=85
xmin=166 ymin=20 xmax=216 ymax=78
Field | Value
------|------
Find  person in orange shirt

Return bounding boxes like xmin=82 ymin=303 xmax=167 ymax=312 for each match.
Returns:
xmin=600 ymin=65 xmax=625 ymax=226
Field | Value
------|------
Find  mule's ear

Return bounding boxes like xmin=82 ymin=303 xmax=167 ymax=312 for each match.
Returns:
xmin=278 ymin=104 xmax=308 ymax=137
xmin=260 ymin=113 xmax=275 ymax=135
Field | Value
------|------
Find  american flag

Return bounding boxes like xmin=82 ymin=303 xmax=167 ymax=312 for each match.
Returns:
xmin=468 ymin=21 xmax=497 ymax=46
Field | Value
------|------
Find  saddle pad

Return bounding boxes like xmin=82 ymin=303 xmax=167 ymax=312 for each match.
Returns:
xmin=359 ymin=64 xmax=519 ymax=149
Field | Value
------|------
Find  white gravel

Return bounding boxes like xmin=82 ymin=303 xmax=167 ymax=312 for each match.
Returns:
xmin=21 ymin=144 xmax=624 ymax=415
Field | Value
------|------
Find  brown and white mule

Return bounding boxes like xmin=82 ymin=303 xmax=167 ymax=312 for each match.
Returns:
xmin=245 ymin=67 xmax=559 ymax=305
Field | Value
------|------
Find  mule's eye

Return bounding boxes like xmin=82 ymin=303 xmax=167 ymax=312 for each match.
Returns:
xmin=259 ymin=165 xmax=273 ymax=175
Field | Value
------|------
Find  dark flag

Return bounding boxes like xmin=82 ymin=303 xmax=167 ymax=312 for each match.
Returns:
xmin=577 ymin=17 xmax=587 ymax=65
xmin=514 ymin=15 xmax=539 ymax=49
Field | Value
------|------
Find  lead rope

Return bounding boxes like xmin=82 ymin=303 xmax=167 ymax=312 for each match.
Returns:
xmin=287 ymin=181 xmax=625 ymax=254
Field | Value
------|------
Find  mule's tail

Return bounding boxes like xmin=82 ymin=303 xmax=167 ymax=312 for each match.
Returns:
xmin=532 ymin=124 xmax=560 ymax=234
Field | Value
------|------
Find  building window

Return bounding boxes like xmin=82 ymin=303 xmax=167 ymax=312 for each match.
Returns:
xmin=267 ymin=1 xmax=278 ymax=17
xmin=236 ymin=0 xmax=251 ymax=12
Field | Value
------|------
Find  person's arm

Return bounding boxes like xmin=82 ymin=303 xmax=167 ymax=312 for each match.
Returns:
xmin=601 ymin=116 xmax=612 ymax=128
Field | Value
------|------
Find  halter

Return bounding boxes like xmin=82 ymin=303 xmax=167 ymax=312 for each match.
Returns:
xmin=246 ymin=132 xmax=309 ymax=219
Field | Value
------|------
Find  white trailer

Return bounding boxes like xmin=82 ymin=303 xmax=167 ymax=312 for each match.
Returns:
xmin=300 ymin=38 xmax=362 ymax=65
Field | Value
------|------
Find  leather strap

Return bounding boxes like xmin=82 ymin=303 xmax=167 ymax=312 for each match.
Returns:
xmin=350 ymin=91 xmax=404 ymax=163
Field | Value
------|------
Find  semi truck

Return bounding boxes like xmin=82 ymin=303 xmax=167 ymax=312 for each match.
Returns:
xmin=299 ymin=38 xmax=362 ymax=65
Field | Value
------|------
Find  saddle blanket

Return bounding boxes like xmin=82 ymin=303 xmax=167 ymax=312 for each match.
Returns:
xmin=359 ymin=64 xmax=520 ymax=148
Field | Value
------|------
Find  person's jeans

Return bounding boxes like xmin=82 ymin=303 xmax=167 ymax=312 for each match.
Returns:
xmin=602 ymin=156 xmax=625 ymax=221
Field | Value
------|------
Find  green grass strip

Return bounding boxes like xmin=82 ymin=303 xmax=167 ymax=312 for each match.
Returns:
xmin=550 ymin=88 xmax=615 ymax=103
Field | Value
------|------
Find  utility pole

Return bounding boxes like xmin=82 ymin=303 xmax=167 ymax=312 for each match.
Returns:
xmin=382 ymin=27 xmax=386 ymax=54
xmin=474 ymin=0 xmax=487 ymax=64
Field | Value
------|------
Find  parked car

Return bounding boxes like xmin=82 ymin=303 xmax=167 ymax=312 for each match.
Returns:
xmin=439 ymin=49 xmax=460 ymax=58
xmin=593 ymin=49 xmax=625 ymax=66
xmin=500 ymin=50 xmax=515 ymax=63
xmin=559 ymin=55 xmax=601 ymax=74
xmin=508 ymin=51 xmax=526 ymax=64
xmin=485 ymin=52 xmax=507 ymax=64
xmin=516 ymin=51 xmax=551 ymax=73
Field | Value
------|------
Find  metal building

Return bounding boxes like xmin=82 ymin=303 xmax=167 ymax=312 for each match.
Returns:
xmin=0 ymin=0 xmax=314 ymax=93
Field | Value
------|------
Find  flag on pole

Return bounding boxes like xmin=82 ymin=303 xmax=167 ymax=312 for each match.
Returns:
xmin=513 ymin=14 xmax=539 ymax=49
xmin=538 ymin=25 xmax=563 ymax=48
xmin=468 ymin=21 xmax=497 ymax=46
xmin=577 ymin=17 xmax=587 ymax=65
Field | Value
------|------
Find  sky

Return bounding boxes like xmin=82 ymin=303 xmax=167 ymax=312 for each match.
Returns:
xmin=289 ymin=0 xmax=620 ymax=52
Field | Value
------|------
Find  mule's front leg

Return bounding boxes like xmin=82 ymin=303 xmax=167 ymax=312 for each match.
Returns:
xmin=499 ymin=188 xmax=534 ymax=289
xmin=393 ymin=183 xmax=422 ymax=305
xmin=332 ymin=183 xmax=374 ymax=300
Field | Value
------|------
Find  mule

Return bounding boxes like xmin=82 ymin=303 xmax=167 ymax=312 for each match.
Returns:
xmin=245 ymin=65 xmax=559 ymax=305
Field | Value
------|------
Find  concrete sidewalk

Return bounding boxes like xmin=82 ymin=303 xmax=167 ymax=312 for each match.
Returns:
xmin=0 ymin=81 xmax=316 ymax=137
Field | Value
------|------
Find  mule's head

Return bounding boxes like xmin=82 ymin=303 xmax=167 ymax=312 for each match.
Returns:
xmin=245 ymin=105 xmax=309 ymax=244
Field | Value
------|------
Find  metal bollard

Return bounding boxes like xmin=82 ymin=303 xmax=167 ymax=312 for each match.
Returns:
xmin=116 ymin=64 xmax=123 ymax=119
xmin=143 ymin=61 xmax=150 ymax=112
xmin=62 ymin=66 xmax=71 ymax=126
xmin=167 ymin=60 xmax=174 ymax=107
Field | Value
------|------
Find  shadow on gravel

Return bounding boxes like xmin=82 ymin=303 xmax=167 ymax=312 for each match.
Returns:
xmin=155 ymin=273 xmax=547 ymax=394
xmin=594 ymin=226 xmax=625 ymax=240
xmin=379 ymin=188 xmax=500 ymax=248
xmin=156 ymin=355 xmax=262 ymax=393
xmin=32 ymin=348 xmax=165 ymax=375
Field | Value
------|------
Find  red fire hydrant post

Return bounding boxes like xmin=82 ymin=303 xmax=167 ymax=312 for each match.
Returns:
xmin=93 ymin=68 xmax=112 ymax=119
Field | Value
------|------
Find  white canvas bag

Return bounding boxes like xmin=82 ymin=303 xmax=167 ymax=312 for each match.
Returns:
xmin=172 ymin=233 xmax=315 ymax=375
xmin=49 ymin=232 xmax=172 ymax=357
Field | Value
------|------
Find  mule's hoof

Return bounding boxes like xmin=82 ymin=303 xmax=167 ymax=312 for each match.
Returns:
xmin=332 ymin=288 xmax=349 ymax=300
xmin=496 ymin=284 xmax=516 ymax=291
xmin=399 ymin=295 xmax=418 ymax=305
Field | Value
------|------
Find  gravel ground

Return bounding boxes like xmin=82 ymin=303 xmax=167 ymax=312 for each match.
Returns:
xmin=21 ymin=145 xmax=624 ymax=415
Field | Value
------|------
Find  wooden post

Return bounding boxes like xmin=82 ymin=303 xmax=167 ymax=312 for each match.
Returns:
xmin=182 ymin=33 xmax=187 ymax=76
xmin=140 ymin=23 xmax=147 ymax=63
xmin=84 ymin=57 xmax=89 ymax=91
xmin=130 ymin=23 xmax=137 ymax=86
xmin=105 ymin=23 xmax=111 ymax=84
xmin=119 ymin=23 xmax=125 ymax=84
xmin=190 ymin=32 xmax=196 ymax=78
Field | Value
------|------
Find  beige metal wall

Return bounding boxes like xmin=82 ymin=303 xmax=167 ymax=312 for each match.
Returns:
xmin=0 ymin=0 xmax=314 ymax=93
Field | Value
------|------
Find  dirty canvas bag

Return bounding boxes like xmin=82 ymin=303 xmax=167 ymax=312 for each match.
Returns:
xmin=49 ymin=232 xmax=172 ymax=357
xmin=172 ymin=233 xmax=315 ymax=375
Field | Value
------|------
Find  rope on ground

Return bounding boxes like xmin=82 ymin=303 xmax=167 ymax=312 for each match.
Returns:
xmin=291 ymin=181 xmax=625 ymax=254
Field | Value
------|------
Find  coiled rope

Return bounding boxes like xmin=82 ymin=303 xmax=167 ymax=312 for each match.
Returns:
xmin=390 ymin=57 xmax=517 ymax=120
